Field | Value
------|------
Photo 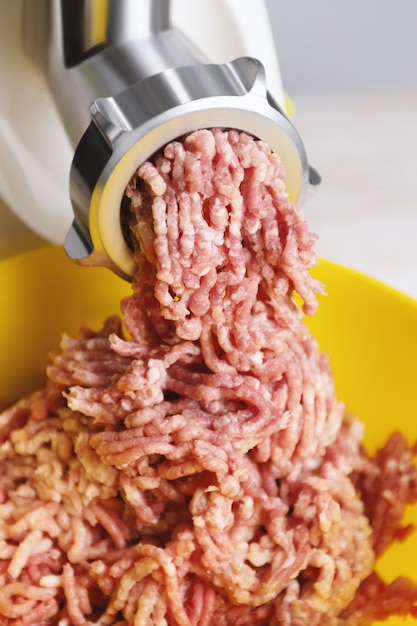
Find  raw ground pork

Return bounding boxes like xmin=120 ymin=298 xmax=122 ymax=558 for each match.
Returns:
xmin=1 ymin=128 xmax=417 ymax=625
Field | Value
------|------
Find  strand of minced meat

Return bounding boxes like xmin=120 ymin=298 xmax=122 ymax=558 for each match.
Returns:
xmin=0 ymin=128 xmax=417 ymax=625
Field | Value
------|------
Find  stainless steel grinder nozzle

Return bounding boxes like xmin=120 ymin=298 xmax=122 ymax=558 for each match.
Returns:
xmin=48 ymin=1 xmax=319 ymax=280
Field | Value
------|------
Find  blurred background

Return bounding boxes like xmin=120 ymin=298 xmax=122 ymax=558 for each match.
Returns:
xmin=267 ymin=0 xmax=417 ymax=93
xmin=266 ymin=0 xmax=417 ymax=299
xmin=1 ymin=0 xmax=417 ymax=298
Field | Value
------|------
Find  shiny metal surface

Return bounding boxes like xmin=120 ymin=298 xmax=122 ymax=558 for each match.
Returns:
xmin=44 ymin=0 xmax=317 ymax=279
xmin=48 ymin=1 xmax=206 ymax=144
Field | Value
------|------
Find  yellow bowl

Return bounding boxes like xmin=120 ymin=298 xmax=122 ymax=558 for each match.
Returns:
xmin=1 ymin=245 xmax=416 ymax=624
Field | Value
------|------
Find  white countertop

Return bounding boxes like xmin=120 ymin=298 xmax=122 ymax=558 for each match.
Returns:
xmin=292 ymin=89 xmax=417 ymax=301
xmin=1 ymin=89 xmax=417 ymax=301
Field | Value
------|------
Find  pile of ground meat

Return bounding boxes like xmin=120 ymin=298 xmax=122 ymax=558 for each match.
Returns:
xmin=1 ymin=128 xmax=417 ymax=625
